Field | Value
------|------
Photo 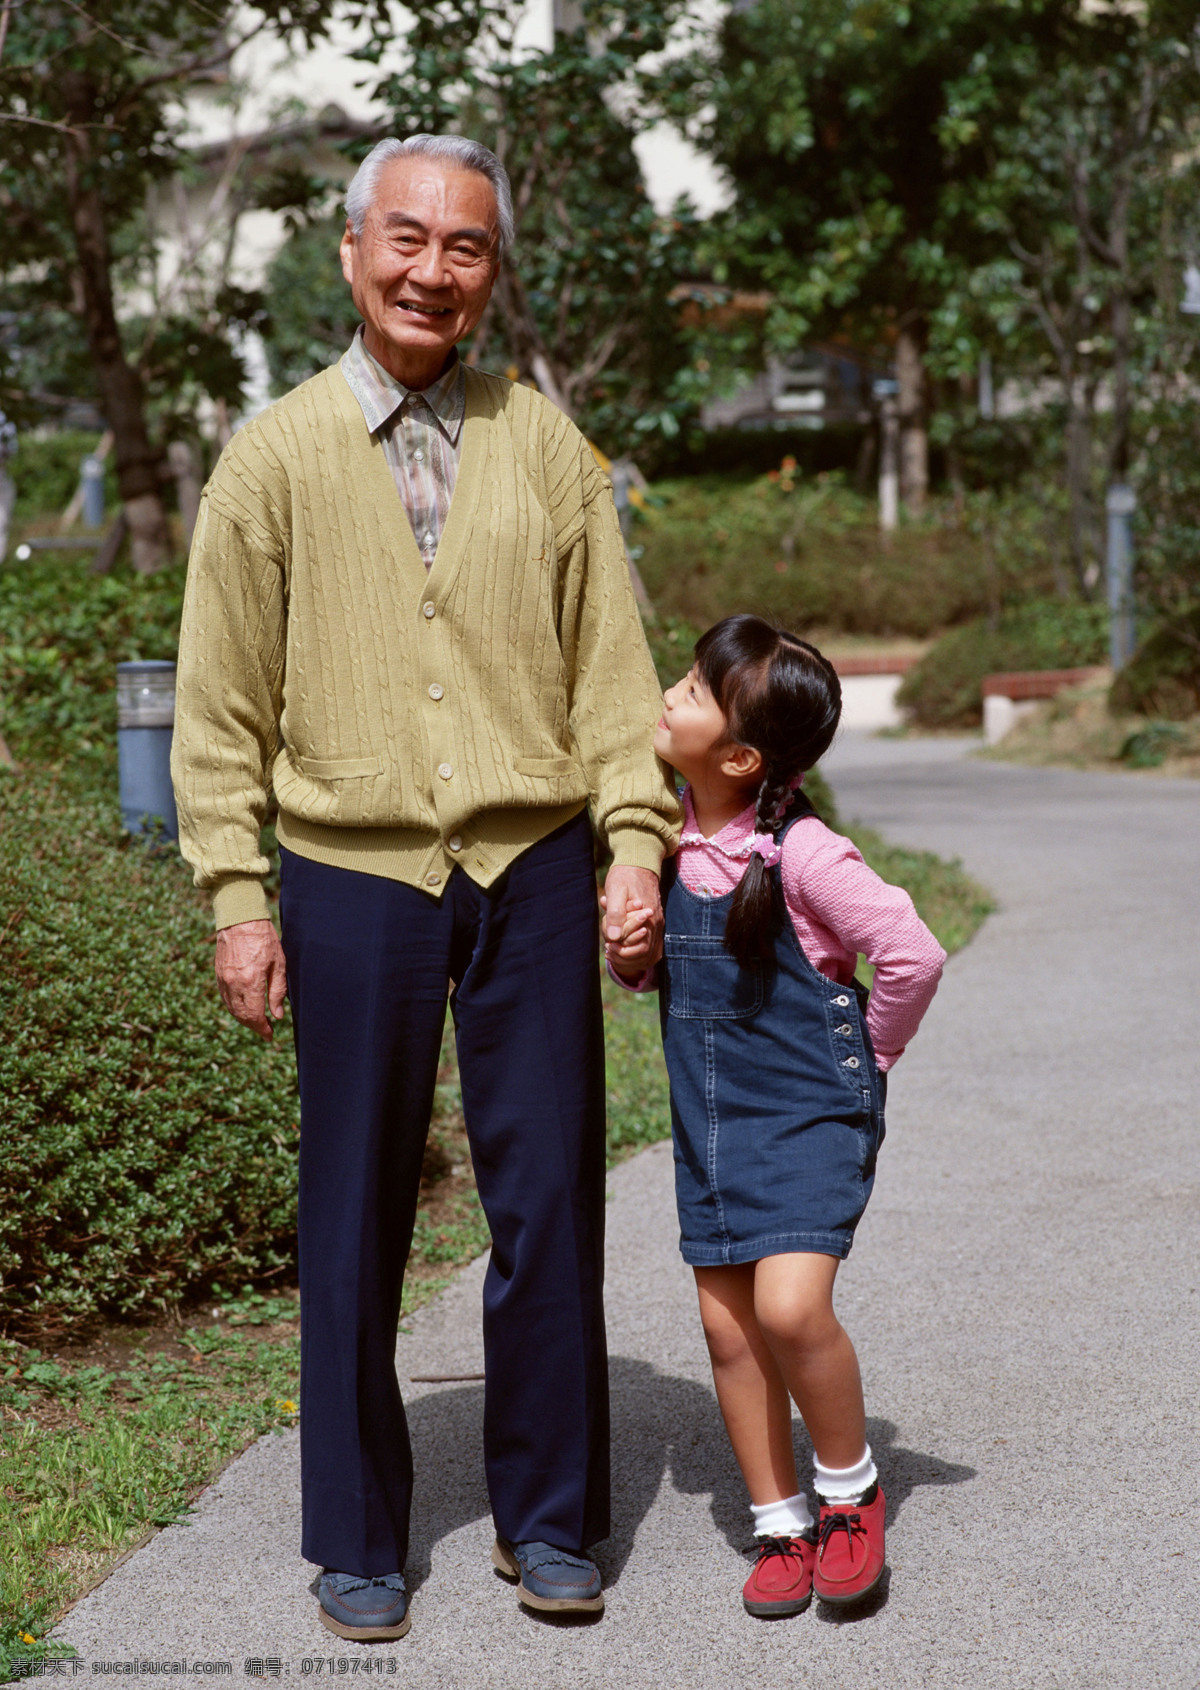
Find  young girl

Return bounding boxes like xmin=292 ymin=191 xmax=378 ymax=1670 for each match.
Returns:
xmin=607 ymin=615 xmax=945 ymax=1617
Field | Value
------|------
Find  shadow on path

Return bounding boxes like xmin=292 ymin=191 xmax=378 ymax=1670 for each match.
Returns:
xmin=398 ymin=1356 xmax=975 ymax=1601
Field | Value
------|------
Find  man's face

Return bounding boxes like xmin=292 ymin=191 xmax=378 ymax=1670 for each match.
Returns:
xmin=339 ymin=155 xmax=501 ymax=387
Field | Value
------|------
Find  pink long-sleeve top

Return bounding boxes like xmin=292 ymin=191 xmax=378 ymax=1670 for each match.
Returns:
xmin=619 ymin=786 xmax=946 ymax=1070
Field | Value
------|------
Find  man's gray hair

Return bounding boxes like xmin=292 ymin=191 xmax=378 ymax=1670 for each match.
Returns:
xmin=344 ymin=135 xmax=515 ymax=255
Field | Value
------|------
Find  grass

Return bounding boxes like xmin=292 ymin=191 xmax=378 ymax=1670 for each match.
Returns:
xmin=980 ymin=676 xmax=1200 ymax=778
xmin=0 ymin=1312 xmax=301 ymax=1674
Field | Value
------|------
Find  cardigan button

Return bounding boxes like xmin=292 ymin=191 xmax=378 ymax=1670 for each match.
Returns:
xmin=426 ymin=872 xmax=441 ymax=887
xmin=437 ymin=763 xmax=453 ymax=780
xmin=448 ymin=835 xmax=462 ymax=852
xmin=428 ymin=683 xmax=444 ymax=700
xmin=423 ymin=601 xmax=436 ymax=619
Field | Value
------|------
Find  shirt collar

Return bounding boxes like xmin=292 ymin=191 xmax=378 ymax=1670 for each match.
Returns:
xmin=677 ymin=778 xmax=806 ymax=856
xmin=340 ymin=326 xmax=465 ymax=447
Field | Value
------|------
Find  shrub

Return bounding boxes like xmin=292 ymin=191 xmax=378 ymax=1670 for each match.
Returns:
xmin=633 ymin=470 xmax=1060 ymax=640
xmin=1108 ymin=606 xmax=1200 ymax=720
xmin=10 ymin=431 xmax=116 ymax=526
xmin=1118 ymin=721 xmax=1187 ymax=768
xmin=0 ymin=556 xmax=184 ymax=757
xmin=898 ymin=600 xmax=1109 ymax=728
xmin=0 ymin=766 xmax=300 ymax=1339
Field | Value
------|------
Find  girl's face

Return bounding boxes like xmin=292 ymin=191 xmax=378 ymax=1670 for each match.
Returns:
xmin=654 ymin=667 xmax=739 ymax=784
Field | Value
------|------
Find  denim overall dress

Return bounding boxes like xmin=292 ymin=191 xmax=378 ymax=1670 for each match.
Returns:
xmin=661 ymin=803 xmax=886 ymax=1266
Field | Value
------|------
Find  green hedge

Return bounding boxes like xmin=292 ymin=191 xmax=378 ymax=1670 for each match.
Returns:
xmin=0 ymin=557 xmax=184 ymax=757
xmin=897 ymin=599 xmax=1109 ymax=728
xmin=9 ymin=432 xmax=117 ymax=526
xmin=0 ymin=767 xmax=299 ymax=1339
xmin=634 ymin=472 xmax=1060 ymax=640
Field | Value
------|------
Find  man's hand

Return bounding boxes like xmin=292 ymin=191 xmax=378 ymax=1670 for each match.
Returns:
xmin=215 ymin=918 xmax=288 ymax=1040
xmin=601 ymin=864 xmax=663 ymax=968
xmin=602 ymin=898 xmax=655 ymax=979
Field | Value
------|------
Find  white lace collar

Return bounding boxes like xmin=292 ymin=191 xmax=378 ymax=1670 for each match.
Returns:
xmin=677 ymin=787 xmax=760 ymax=858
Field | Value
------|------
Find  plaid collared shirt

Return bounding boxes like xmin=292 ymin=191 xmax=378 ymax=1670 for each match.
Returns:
xmin=340 ymin=327 xmax=466 ymax=569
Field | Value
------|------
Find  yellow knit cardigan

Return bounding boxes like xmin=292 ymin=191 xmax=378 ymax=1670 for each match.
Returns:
xmin=171 ymin=364 xmax=681 ymax=930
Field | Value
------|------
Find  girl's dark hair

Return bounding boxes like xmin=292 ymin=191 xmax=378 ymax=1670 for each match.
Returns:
xmin=693 ymin=615 xmax=842 ymax=968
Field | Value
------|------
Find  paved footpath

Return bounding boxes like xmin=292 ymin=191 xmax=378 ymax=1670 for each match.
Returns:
xmin=57 ymin=737 xmax=1200 ymax=1688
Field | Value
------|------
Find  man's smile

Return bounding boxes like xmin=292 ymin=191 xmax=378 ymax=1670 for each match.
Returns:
xmin=396 ymin=299 xmax=454 ymax=315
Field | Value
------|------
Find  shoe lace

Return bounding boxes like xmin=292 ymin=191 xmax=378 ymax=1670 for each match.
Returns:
xmin=818 ymin=1510 xmax=864 ymax=1555
xmin=745 ymin=1534 xmax=809 ymax=1564
xmin=518 ymin=1543 xmax=593 ymax=1573
xmin=324 ymin=1572 xmax=406 ymax=1596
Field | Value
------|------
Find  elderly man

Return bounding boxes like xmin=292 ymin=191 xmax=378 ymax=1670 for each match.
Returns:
xmin=172 ymin=134 xmax=679 ymax=1641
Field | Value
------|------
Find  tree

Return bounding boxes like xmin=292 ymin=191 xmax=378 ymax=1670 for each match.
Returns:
xmin=0 ymin=0 xmax=348 ymax=570
xmin=952 ymin=4 xmax=1200 ymax=590
xmin=660 ymin=0 xmax=1055 ymax=513
xmin=347 ymin=0 xmax=701 ymax=451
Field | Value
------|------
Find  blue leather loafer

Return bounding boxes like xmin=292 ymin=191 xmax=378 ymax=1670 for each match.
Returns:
xmin=491 ymin=1537 xmax=604 ymax=1613
xmin=318 ymin=1570 xmax=411 ymax=1641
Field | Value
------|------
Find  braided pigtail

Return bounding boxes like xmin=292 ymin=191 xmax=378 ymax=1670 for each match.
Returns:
xmin=723 ymin=767 xmax=796 ymax=966
xmin=692 ymin=615 xmax=843 ymax=971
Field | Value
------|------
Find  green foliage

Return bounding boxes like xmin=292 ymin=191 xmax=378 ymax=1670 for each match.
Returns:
xmin=0 ymin=1325 xmax=300 ymax=1669
xmin=661 ymin=0 xmax=1017 ymax=357
xmin=9 ymin=432 xmax=114 ymax=526
xmin=355 ymin=0 xmax=701 ymax=451
xmin=263 ymin=216 xmax=362 ymax=395
xmin=1109 ymin=605 xmax=1200 ymax=721
xmin=1132 ymin=396 xmax=1200 ymax=643
xmin=0 ymin=765 xmax=301 ymax=1338
xmin=633 ymin=469 xmax=1053 ymax=639
xmin=0 ymin=557 xmax=184 ymax=757
xmin=898 ymin=599 xmax=1109 ymax=727
xmin=0 ymin=1 xmax=341 ymax=433
xmin=1118 ymin=720 xmax=1187 ymax=769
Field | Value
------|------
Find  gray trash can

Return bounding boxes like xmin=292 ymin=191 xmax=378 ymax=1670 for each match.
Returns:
xmin=117 ymin=660 xmax=178 ymax=841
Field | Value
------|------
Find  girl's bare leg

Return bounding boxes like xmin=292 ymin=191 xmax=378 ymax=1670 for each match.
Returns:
xmin=693 ymin=1263 xmax=799 ymax=1504
xmin=752 ymin=1252 xmax=866 ymax=1469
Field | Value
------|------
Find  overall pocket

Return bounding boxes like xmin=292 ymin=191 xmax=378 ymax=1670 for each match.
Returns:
xmin=664 ymin=934 xmax=764 ymax=1021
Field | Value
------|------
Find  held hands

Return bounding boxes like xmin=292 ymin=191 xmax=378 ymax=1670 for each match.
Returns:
xmin=214 ymin=918 xmax=288 ymax=1039
xmin=601 ymin=864 xmax=663 ymax=981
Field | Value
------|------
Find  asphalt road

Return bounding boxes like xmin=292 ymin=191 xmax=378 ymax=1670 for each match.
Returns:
xmin=56 ymin=736 xmax=1200 ymax=1688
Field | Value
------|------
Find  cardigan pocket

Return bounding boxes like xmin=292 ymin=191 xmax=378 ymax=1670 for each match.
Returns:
xmin=293 ymin=754 xmax=383 ymax=780
xmin=512 ymin=754 xmax=577 ymax=778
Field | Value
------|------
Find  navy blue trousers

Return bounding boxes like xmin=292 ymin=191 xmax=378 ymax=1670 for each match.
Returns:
xmin=278 ymin=813 xmax=610 ymax=1577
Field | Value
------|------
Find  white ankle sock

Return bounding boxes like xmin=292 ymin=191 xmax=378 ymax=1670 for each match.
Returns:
xmin=813 ymin=1445 xmax=877 ymax=1503
xmin=750 ymin=1492 xmax=814 ymax=1538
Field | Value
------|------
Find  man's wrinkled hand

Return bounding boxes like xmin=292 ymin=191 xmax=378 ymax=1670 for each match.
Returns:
xmin=214 ymin=918 xmax=288 ymax=1039
xmin=601 ymin=864 xmax=663 ymax=966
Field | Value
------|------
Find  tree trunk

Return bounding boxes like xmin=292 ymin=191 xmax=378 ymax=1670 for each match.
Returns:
xmin=491 ymin=267 xmax=575 ymax=419
xmin=61 ymin=72 xmax=169 ymax=575
xmin=1064 ymin=380 xmax=1097 ymax=599
xmin=1106 ymin=280 xmax=1132 ymax=484
xmin=896 ymin=318 xmax=928 ymax=516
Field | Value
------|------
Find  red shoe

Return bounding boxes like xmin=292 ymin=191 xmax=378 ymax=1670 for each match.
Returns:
xmin=742 ymin=1533 xmax=817 ymax=1617
xmin=813 ymin=1483 xmax=886 ymax=1604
